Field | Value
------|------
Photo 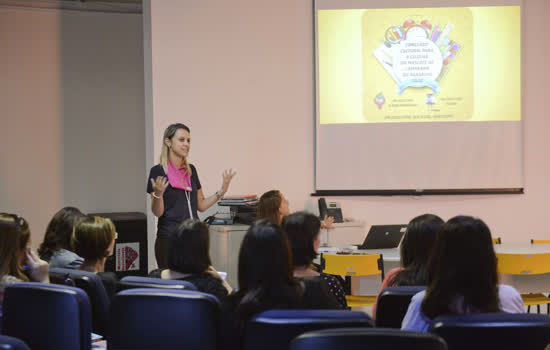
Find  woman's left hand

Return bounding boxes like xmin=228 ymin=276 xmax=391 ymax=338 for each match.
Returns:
xmin=220 ymin=169 xmax=236 ymax=195
xmin=323 ymin=215 xmax=335 ymax=229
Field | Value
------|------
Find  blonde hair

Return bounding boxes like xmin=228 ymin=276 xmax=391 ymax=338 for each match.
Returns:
xmin=0 ymin=213 xmax=30 ymax=281
xmin=160 ymin=123 xmax=192 ymax=175
xmin=71 ymin=216 xmax=116 ymax=261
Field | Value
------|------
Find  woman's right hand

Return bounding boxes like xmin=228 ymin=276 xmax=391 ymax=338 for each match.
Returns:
xmin=150 ymin=176 xmax=169 ymax=198
xmin=205 ymin=266 xmax=223 ymax=280
xmin=206 ymin=266 xmax=233 ymax=293
xmin=25 ymin=249 xmax=49 ymax=283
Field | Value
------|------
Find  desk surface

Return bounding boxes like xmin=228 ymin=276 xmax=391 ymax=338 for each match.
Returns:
xmin=494 ymin=243 xmax=550 ymax=254
xmin=337 ymin=244 xmax=550 ymax=294
xmin=333 ymin=243 xmax=550 ymax=262
xmin=209 ymin=221 xmax=366 ymax=232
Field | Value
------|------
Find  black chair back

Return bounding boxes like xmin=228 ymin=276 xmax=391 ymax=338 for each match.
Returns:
xmin=117 ymin=276 xmax=197 ymax=292
xmin=0 ymin=335 xmax=31 ymax=350
xmin=430 ymin=313 xmax=550 ymax=350
xmin=3 ymin=282 xmax=92 ymax=350
xmin=108 ymin=288 xmax=220 ymax=350
xmin=50 ymin=267 xmax=110 ymax=335
xmin=291 ymin=328 xmax=447 ymax=350
xmin=376 ymin=285 xmax=426 ymax=328
xmin=244 ymin=310 xmax=373 ymax=350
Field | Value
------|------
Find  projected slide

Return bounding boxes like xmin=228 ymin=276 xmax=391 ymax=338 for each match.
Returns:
xmin=317 ymin=7 xmax=521 ymax=124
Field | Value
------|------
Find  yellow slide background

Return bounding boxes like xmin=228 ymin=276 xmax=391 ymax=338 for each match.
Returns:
xmin=318 ymin=7 xmax=521 ymax=124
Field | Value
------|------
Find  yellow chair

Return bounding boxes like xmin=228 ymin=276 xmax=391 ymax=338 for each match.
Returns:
xmin=492 ymin=237 xmax=502 ymax=244
xmin=531 ymin=240 xmax=550 ymax=244
xmin=320 ymin=253 xmax=384 ymax=308
xmin=496 ymin=252 xmax=550 ymax=313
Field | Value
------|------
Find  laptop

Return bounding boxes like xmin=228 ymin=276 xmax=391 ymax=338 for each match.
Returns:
xmin=358 ymin=225 xmax=408 ymax=249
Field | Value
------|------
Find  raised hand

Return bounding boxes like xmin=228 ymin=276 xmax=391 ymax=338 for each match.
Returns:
xmin=150 ymin=176 xmax=169 ymax=197
xmin=220 ymin=169 xmax=236 ymax=195
xmin=323 ymin=215 xmax=335 ymax=229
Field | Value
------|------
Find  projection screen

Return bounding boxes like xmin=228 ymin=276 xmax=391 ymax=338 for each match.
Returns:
xmin=314 ymin=0 xmax=523 ymax=195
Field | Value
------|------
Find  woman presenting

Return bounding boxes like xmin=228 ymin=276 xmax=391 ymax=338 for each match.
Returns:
xmin=147 ymin=123 xmax=235 ymax=268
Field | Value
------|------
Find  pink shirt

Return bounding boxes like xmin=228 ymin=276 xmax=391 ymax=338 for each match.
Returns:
xmin=372 ymin=267 xmax=405 ymax=320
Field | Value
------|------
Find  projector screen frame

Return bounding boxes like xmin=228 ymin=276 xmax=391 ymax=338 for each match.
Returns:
xmin=312 ymin=0 xmax=525 ymax=196
xmin=312 ymin=188 xmax=524 ymax=197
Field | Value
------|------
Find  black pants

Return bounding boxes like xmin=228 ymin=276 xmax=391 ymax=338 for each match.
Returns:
xmin=154 ymin=236 xmax=171 ymax=269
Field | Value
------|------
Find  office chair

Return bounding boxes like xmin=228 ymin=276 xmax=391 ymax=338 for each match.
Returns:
xmin=0 ymin=335 xmax=31 ymax=350
xmin=243 ymin=309 xmax=373 ymax=350
xmin=117 ymin=275 xmax=197 ymax=291
xmin=496 ymin=252 xmax=550 ymax=313
xmin=320 ymin=253 xmax=384 ymax=307
xmin=49 ymin=267 xmax=110 ymax=334
xmin=3 ymin=282 xmax=92 ymax=350
xmin=430 ymin=313 xmax=550 ymax=350
xmin=375 ymin=285 xmax=426 ymax=328
xmin=528 ymin=240 xmax=550 ymax=313
xmin=291 ymin=328 xmax=447 ymax=350
xmin=108 ymin=288 xmax=220 ymax=350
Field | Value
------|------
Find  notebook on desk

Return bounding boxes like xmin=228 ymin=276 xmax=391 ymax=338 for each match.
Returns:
xmin=358 ymin=225 xmax=408 ymax=249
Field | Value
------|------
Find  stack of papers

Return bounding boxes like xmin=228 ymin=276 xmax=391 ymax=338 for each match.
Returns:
xmin=219 ymin=195 xmax=258 ymax=206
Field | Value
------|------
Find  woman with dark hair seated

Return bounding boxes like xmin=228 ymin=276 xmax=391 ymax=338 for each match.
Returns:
xmin=220 ymin=220 xmax=339 ymax=350
xmin=372 ymin=213 xmax=443 ymax=319
xmin=0 ymin=213 xmax=49 ymax=309
xmin=402 ymin=216 xmax=524 ymax=332
xmin=149 ymin=219 xmax=231 ymax=300
xmin=282 ymin=211 xmax=347 ymax=309
xmin=38 ymin=207 xmax=86 ymax=269
xmin=71 ymin=216 xmax=118 ymax=300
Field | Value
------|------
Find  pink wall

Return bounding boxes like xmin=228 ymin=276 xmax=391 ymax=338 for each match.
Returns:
xmin=0 ymin=7 xmax=145 ymax=248
xmin=147 ymin=0 xmax=550 ymax=244
xmin=0 ymin=8 xmax=64 ymax=247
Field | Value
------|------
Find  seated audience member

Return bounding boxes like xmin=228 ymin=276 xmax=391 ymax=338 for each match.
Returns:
xmin=220 ymin=220 xmax=339 ymax=350
xmin=38 ymin=207 xmax=85 ymax=269
xmin=0 ymin=213 xmax=49 ymax=306
xmin=257 ymin=190 xmax=290 ymax=225
xmin=71 ymin=216 xmax=118 ymax=300
xmin=401 ymin=215 xmax=524 ymax=332
xmin=258 ymin=190 xmax=334 ymax=227
xmin=372 ymin=214 xmax=443 ymax=319
xmin=149 ymin=219 xmax=231 ymax=300
xmin=282 ymin=211 xmax=347 ymax=309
